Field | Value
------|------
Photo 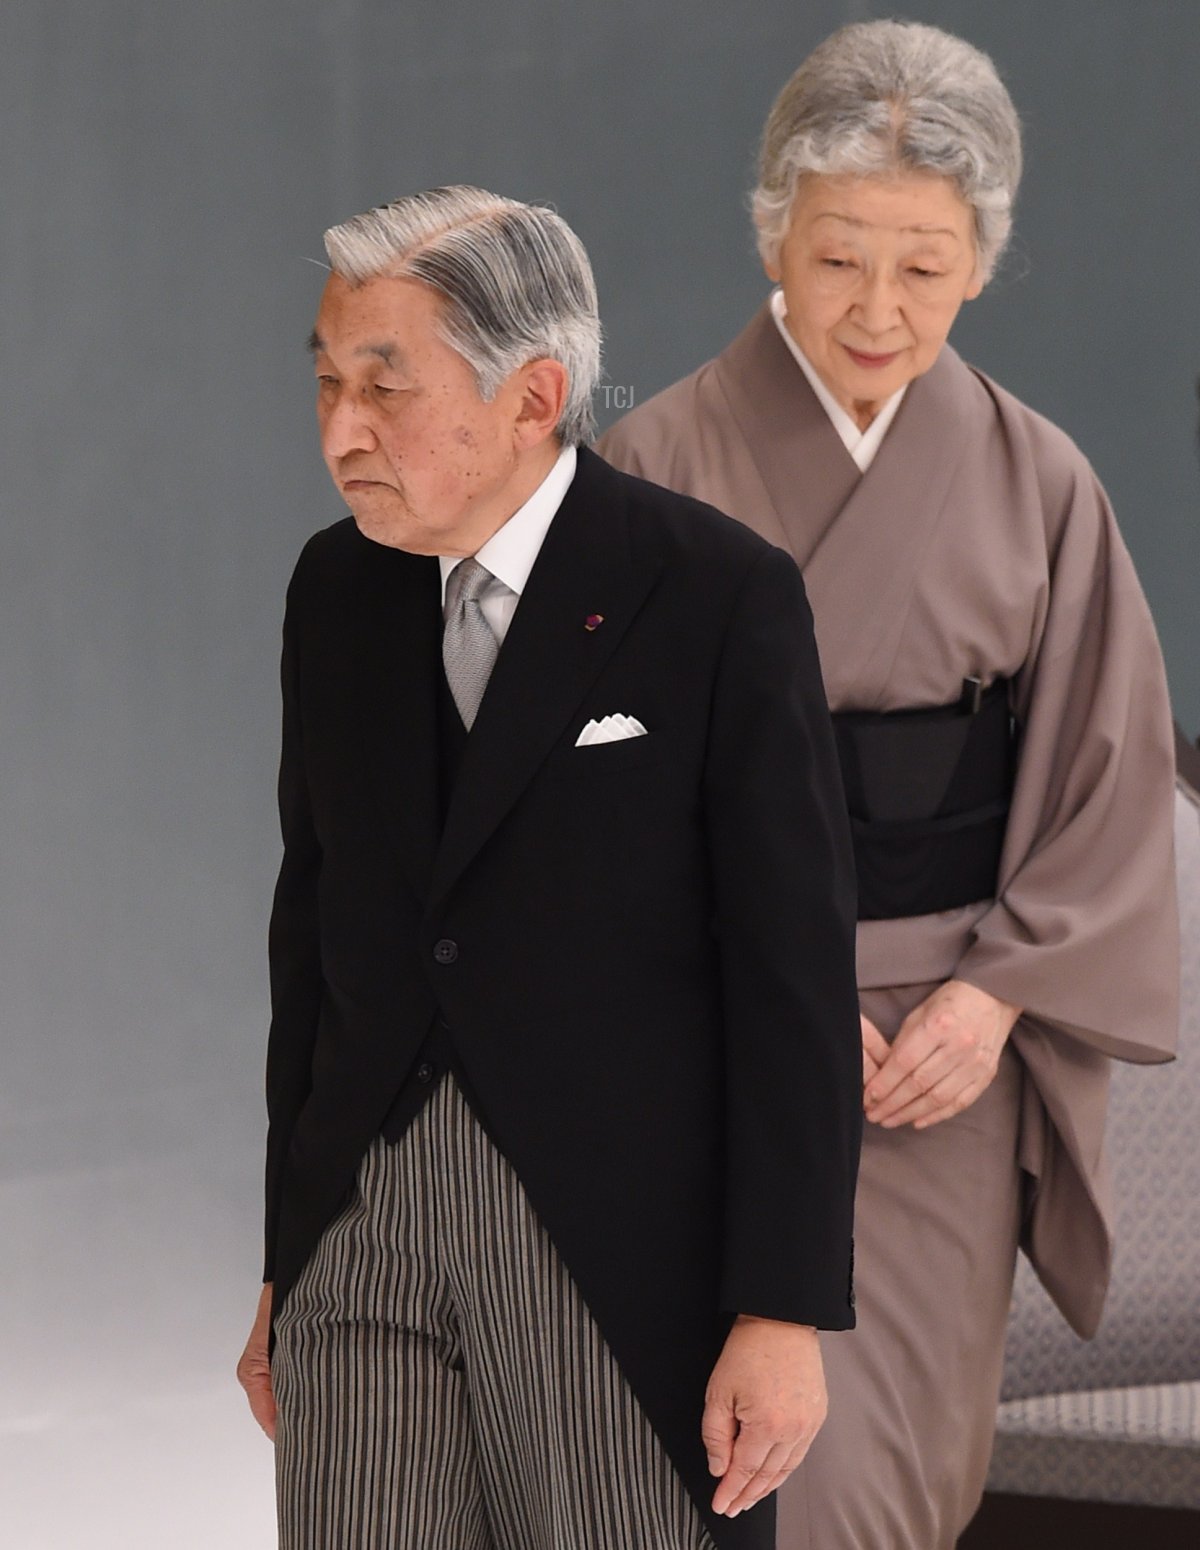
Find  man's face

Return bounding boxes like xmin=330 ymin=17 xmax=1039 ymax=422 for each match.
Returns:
xmin=311 ymin=274 xmax=524 ymax=554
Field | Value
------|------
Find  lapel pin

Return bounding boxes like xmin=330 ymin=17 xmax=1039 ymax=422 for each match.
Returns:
xmin=585 ymin=614 xmax=604 ymax=632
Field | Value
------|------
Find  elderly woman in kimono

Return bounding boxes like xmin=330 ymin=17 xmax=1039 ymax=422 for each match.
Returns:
xmin=599 ymin=19 xmax=1178 ymax=1550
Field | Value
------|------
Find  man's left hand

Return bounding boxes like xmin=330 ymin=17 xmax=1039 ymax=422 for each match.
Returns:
xmin=702 ymin=1316 xmax=827 ymax=1517
xmin=864 ymin=979 xmax=1020 ymax=1130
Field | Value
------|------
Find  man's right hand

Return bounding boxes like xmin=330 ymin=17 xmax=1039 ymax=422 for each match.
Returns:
xmin=237 ymin=1282 xmax=276 ymax=1440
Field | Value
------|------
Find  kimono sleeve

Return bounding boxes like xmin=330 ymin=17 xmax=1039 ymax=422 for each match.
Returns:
xmin=956 ymin=451 xmax=1178 ymax=1064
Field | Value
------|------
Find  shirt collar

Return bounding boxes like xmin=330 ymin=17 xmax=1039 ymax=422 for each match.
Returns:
xmin=439 ymin=443 xmax=577 ymax=603
xmin=768 ymin=288 xmax=906 ymax=473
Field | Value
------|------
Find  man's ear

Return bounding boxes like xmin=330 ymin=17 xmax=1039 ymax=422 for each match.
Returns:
xmin=513 ymin=358 xmax=569 ymax=450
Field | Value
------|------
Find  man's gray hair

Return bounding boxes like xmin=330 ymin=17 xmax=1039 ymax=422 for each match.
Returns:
xmin=753 ymin=21 xmax=1022 ymax=281
xmin=324 ymin=186 xmax=602 ymax=446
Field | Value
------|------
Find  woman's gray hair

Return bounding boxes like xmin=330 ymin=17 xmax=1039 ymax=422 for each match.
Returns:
xmin=323 ymin=186 xmax=602 ymax=445
xmin=753 ymin=21 xmax=1022 ymax=280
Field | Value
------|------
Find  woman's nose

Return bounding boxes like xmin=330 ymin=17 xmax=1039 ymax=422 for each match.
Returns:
xmin=853 ymin=273 xmax=902 ymax=335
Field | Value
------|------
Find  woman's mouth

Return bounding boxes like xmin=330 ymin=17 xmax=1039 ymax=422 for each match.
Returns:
xmin=842 ymin=345 xmax=902 ymax=370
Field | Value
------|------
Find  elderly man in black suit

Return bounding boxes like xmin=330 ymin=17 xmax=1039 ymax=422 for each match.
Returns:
xmin=236 ymin=185 xmax=861 ymax=1550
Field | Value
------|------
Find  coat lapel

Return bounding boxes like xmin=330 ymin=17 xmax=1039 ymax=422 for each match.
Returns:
xmin=429 ymin=449 xmax=660 ymax=907
xmin=351 ymin=536 xmax=442 ymax=902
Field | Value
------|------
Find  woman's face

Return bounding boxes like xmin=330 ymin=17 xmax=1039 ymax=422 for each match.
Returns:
xmin=765 ymin=171 xmax=984 ymax=426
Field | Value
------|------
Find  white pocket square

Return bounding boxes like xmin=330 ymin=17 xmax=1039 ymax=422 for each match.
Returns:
xmin=575 ymin=714 xmax=648 ymax=747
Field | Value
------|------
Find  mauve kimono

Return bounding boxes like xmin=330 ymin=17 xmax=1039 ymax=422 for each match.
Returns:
xmin=598 ymin=303 xmax=1179 ymax=1546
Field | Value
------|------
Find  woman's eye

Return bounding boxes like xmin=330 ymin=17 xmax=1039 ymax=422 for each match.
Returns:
xmin=908 ymin=267 xmax=941 ymax=280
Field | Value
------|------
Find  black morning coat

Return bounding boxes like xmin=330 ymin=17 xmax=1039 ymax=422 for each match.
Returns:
xmin=264 ymin=446 xmax=862 ymax=1549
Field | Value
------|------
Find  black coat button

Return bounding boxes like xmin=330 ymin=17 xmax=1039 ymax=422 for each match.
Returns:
xmin=416 ymin=1062 xmax=435 ymax=1084
xmin=433 ymin=939 xmax=458 ymax=964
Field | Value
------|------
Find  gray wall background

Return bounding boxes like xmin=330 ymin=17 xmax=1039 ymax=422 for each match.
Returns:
xmin=2 ymin=2 xmax=1196 ymax=1544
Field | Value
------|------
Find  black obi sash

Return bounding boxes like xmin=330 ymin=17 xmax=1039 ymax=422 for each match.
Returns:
xmin=832 ymin=679 xmax=1017 ymax=921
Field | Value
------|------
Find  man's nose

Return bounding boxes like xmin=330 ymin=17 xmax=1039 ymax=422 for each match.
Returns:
xmin=321 ymin=391 xmax=377 ymax=458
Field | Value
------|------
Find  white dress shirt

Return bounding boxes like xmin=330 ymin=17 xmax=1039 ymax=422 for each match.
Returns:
xmin=769 ymin=288 xmax=906 ymax=473
xmin=439 ymin=444 xmax=577 ymax=645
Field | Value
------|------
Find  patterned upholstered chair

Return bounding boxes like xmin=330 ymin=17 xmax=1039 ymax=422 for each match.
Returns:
xmin=961 ymin=757 xmax=1200 ymax=1546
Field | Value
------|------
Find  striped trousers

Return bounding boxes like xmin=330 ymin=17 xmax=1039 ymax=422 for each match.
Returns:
xmin=273 ymin=1073 xmax=715 ymax=1550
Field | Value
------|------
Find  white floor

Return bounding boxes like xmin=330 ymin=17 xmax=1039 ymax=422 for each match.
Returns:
xmin=2 ymin=1086 xmax=278 ymax=1549
xmin=3 ymin=1384 xmax=277 ymax=1550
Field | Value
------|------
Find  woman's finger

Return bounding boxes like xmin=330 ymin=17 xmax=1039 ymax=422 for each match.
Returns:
xmin=883 ymin=1071 xmax=990 ymax=1129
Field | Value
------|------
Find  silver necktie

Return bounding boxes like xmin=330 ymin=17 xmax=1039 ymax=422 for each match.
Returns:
xmin=442 ymin=557 xmax=499 ymax=730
